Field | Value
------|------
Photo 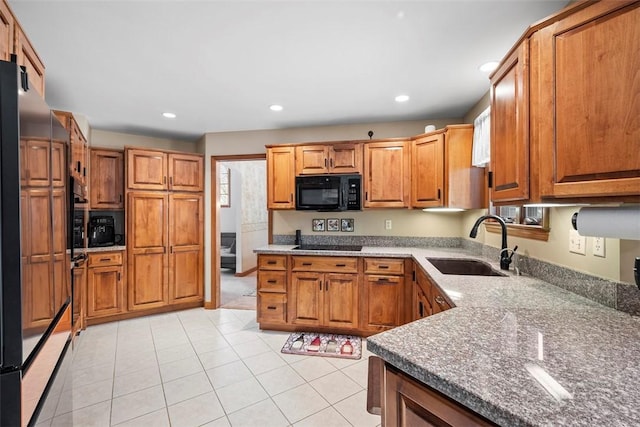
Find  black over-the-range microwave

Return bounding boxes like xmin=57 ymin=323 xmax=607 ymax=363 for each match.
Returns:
xmin=295 ymin=174 xmax=362 ymax=211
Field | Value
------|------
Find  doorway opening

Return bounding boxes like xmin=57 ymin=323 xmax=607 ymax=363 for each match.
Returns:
xmin=211 ymin=154 xmax=268 ymax=310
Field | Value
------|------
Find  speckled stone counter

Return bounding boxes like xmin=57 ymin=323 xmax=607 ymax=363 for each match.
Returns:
xmin=255 ymin=245 xmax=640 ymax=426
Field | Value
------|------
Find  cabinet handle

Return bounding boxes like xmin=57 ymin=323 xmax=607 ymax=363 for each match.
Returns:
xmin=83 ymin=167 xmax=86 ymax=177
xmin=170 ymin=246 xmax=173 ymax=253
xmin=267 ymin=260 xmax=277 ymax=265
xmin=488 ymin=171 xmax=493 ymax=189
xmin=378 ymin=265 xmax=389 ymax=269
xmin=365 ymin=191 xmax=368 ymax=201
xmin=170 ymin=176 xmax=173 ymax=186
xmin=319 ymin=281 xmax=322 ymax=291
xmin=119 ymin=194 xmax=123 ymax=202
xmin=267 ymin=306 xmax=277 ymax=310
xmin=437 ymin=188 xmax=441 ymax=199
xmin=290 ymin=193 xmax=293 ymax=202
xmin=325 ymin=281 xmax=328 ymax=291
xmin=435 ymin=295 xmax=446 ymax=305
xmin=377 ymin=277 xmax=390 ymax=283
xmin=302 ymin=262 xmax=312 ymax=266
xmin=117 ymin=272 xmax=121 ymax=281
xmin=419 ymin=302 xmax=424 ymax=317
xmin=163 ymin=176 xmax=166 ymax=184
xmin=77 ymin=161 xmax=81 ymax=172
xmin=335 ymin=263 xmax=346 ymax=267
xmin=267 ymin=280 xmax=277 ymax=284
xmin=325 ymin=158 xmax=328 ymax=168
xmin=330 ymin=158 xmax=333 ymax=168
xmin=99 ymin=258 xmax=111 ymax=262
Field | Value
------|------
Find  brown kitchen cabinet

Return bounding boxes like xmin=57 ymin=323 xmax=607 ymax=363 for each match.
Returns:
xmin=86 ymin=251 xmax=125 ymax=318
xmin=383 ymin=364 xmax=496 ymax=427
xmin=363 ymin=140 xmax=411 ymax=208
xmin=490 ymin=40 xmax=531 ymax=204
xmin=126 ymin=148 xmax=203 ymax=192
xmin=266 ymin=146 xmax=296 ymax=209
xmin=90 ymin=148 xmax=124 ymax=209
xmin=168 ymin=193 xmax=204 ymax=304
xmin=535 ymin=1 xmax=640 ymax=202
xmin=411 ymin=125 xmax=485 ymax=209
xmin=0 ymin=1 xmax=14 ymax=62
xmin=290 ymin=256 xmax=359 ymax=330
xmin=413 ymin=266 xmax=433 ymax=320
xmin=257 ymin=254 xmax=288 ymax=325
xmin=362 ymin=258 xmax=406 ymax=332
xmin=54 ymin=111 xmax=89 ymax=197
xmin=72 ymin=262 xmax=86 ymax=331
xmin=14 ymin=23 xmax=45 ymax=98
xmin=295 ymin=142 xmax=362 ymax=175
xmin=127 ymin=191 xmax=169 ymax=310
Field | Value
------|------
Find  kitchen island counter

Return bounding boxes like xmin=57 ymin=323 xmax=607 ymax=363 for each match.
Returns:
xmin=255 ymin=244 xmax=640 ymax=426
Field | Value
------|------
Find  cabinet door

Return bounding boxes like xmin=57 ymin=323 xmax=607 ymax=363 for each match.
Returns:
xmin=72 ymin=265 xmax=86 ymax=330
xmin=412 ymin=134 xmax=443 ymax=208
xmin=168 ymin=153 xmax=203 ymax=192
xmin=537 ymin=2 xmax=640 ymax=200
xmin=267 ymin=146 xmax=295 ymax=209
xmin=90 ymin=149 xmax=124 ymax=209
xmin=324 ymin=273 xmax=358 ymax=329
xmin=52 ymin=189 xmax=68 ymax=309
xmin=329 ymin=143 xmax=362 ymax=174
xmin=14 ymin=24 xmax=45 ymax=98
xmin=25 ymin=189 xmax=54 ymax=328
xmin=87 ymin=266 xmax=123 ymax=317
xmin=0 ymin=1 xmax=13 ymax=62
xmin=25 ymin=139 xmax=50 ymax=187
xmin=127 ymin=192 xmax=168 ymax=310
xmin=51 ymin=141 xmax=66 ymax=188
xmin=168 ymin=193 xmax=203 ymax=304
xmin=127 ymin=149 xmax=167 ymax=190
xmin=384 ymin=365 xmax=495 ymax=427
xmin=295 ymin=145 xmax=329 ymax=175
xmin=363 ymin=275 xmax=400 ymax=331
xmin=364 ymin=140 xmax=411 ymax=208
xmin=490 ymin=40 xmax=530 ymax=203
xmin=291 ymin=271 xmax=323 ymax=326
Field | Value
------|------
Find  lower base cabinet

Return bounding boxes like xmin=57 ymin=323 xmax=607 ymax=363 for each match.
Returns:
xmin=86 ymin=251 xmax=125 ymax=318
xmin=383 ymin=364 xmax=496 ymax=427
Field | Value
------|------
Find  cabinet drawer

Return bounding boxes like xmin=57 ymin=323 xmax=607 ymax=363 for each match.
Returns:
xmin=258 ymin=255 xmax=287 ymax=271
xmin=365 ymin=275 xmax=401 ymax=285
xmin=87 ymin=251 xmax=123 ymax=267
xmin=364 ymin=258 xmax=404 ymax=275
xmin=258 ymin=292 xmax=287 ymax=324
xmin=258 ymin=271 xmax=287 ymax=293
xmin=291 ymin=256 xmax=358 ymax=273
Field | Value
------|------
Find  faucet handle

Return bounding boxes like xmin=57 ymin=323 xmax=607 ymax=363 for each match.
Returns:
xmin=508 ymin=245 xmax=518 ymax=262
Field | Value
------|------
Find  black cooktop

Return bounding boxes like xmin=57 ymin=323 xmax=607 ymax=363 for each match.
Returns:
xmin=293 ymin=244 xmax=362 ymax=252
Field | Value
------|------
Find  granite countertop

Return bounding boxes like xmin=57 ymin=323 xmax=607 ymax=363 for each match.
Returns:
xmin=255 ymin=245 xmax=640 ymax=426
xmin=73 ymin=245 xmax=126 ymax=253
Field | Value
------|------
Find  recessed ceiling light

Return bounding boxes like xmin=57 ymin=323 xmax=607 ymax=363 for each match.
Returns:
xmin=162 ymin=112 xmax=176 ymax=119
xmin=269 ymin=104 xmax=283 ymax=111
xmin=395 ymin=95 xmax=410 ymax=103
xmin=479 ymin=61 xmax=500 ymax=73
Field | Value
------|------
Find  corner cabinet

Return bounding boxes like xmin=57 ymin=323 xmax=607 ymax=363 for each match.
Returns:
xmin=266 ymin=146 xmax=295 ymax=209
xmin=363 ymin=140 xmax=411 ymax=208
xmin=411 ymin=125 xmax=485 ymax=209
xmin=536 ymin=1 xmax=640 ymax=202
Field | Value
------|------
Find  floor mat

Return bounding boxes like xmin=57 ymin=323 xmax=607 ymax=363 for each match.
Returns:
xmin=281 ymin=332 xmax=361 ymax=360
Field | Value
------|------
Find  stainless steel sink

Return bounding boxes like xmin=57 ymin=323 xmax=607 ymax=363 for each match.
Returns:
xmin=426 ymin=258 xmax=506 ymax=277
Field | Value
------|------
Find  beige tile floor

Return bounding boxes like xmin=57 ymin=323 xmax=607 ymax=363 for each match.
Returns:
xmin=34 ymin=308 xmax=382 ymax=427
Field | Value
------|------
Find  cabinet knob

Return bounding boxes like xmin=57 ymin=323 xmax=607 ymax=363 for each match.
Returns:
xmin=435 ymin=295 xmax=446 ymax=305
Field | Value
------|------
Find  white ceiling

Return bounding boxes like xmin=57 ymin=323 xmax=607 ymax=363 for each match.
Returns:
xmin=10 ymin=0 xmax=566 ymax=142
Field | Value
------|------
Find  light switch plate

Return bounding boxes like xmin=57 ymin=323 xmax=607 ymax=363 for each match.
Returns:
xmin=593 ymin=237 xmax=606 ymax=257
xmin=569 ymin=229 xmax=586 ymax=255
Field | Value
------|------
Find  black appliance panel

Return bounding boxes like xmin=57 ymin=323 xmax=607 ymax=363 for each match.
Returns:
xmin=295 ymin=174 xmax=361 ymax=211
xmin=88 ymin=215 xmax=116 ymax=247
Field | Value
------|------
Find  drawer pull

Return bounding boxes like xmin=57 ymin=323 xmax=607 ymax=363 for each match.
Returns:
xmin=99 ymin=258 xmax=111 ymax=262
xmin=267 ymin=280 xmax=277 ymax=284
xmin=267 ymin=260 xmax=277 ymax=265
xmin=267 ymin=306 xmax=277 ymax=310
xmin=377 ymin=278 xmax=390 ymax=283
xmin=335 ymin=263 xmax=346 ymax=267
xmin=378 ymin=265 xmax=389 ymax=269
xmin=435 ymin=296 xmax=446 ymax=305
xmin=302 ymin=262 xmax=312 ymax=266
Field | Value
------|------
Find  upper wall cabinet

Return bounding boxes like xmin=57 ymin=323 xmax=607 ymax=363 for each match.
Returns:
xmin=126 ymin=149 xmax=203 ymax=192
xmin=267 ymin=146 xmax=295 ymax=209
xmin=490 ymin=0 xmax=640 ymax=205
xmin=0 ymin=1 xmax=13 ymax=62
xmin=535 ymin=1 xmax=640 ymax=202
xmin=411 ymin=125 xmax=485 ymax=209
xmin=490 ymin=40 xmax=530 ymax=205
xmin=90 ymin=148 xmax=124 ymax=209
xmin=295 ymin=143 xmax=362 ymax=175
xmin=363 ymin=140 xmax=411 ymax=208
xmin=14 ymin=23 xmax=45 ymax=98
xmin=53 ymin=111 xmax=88 ymax=197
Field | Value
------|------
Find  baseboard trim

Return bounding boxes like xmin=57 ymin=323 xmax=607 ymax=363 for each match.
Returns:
xmin=235 ymin=266 xmax=257 ymax=277
xmin=203 ymin=301 xmax=216 ymax=310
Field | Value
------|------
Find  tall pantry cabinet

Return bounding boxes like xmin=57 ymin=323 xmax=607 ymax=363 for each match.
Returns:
xmin=125 ymin=148 xmax=204 ymax=312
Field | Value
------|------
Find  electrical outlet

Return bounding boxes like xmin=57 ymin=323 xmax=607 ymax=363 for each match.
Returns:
xmin=385 ymin=219 xmax=392 ymax=230
xmin=593 ymin=237 xmax=606 ymax=258
xmin=569 ymin=229 xmax=586 ymax=255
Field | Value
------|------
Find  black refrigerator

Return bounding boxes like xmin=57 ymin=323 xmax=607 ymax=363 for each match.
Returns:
xmin=0 ymin=59 xmax=74 ymax=426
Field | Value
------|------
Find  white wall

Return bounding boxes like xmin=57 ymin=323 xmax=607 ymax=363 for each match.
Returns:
xmin=91 ymin=129 xmax=198 ymax=152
